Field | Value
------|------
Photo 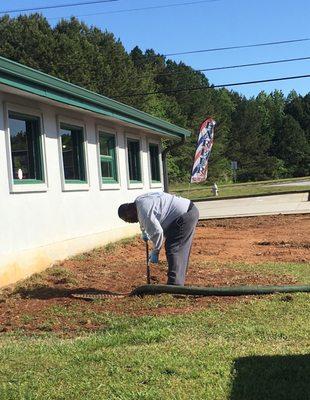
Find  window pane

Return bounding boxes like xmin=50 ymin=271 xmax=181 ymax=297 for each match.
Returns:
xmin=61 ymin=129 xmax=75 ymax=180
xmin=150 ymin=144 xmax=160 ymax=182
xmin=99 ymin=132 xmax=117 ymax=182
xmin=9 ymin=113 xmax=43 ymax=181
xmin=128 ymin=139 xmax=141 ymax=182
xmin=101 ymin=160 xmax=112 ymax=178
xmin=99 ymin=133 xmax=114 ymax=156
xmin=60 ymin=124 xmax=85 ymax=181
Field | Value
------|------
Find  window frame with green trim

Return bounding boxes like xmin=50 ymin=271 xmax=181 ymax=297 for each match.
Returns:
xmin=5 ymin=103 xmax=47 ymax=193
xmin=126 ymin=136 xmax=143 ymax=187
xmin=97 ymin=128 xmax=119 ymax=188
xmin=148 ymin=141 xmax=162 ymax=186
xmin=58 ymin=117 xmax=89 ymax=191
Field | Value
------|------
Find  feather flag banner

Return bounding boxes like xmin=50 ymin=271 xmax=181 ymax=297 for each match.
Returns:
xmin=190 ymin=117 xmax=216 ymax=183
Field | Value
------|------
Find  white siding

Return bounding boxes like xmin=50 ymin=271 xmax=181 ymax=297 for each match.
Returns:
xmin=0 ymin=90 xmax=164 ymax=286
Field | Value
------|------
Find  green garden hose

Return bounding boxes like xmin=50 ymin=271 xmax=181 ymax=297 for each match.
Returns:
xmin=130 ymin=284 xmax=310 ymax=297
xmin=71 ymin=284 xmax=310 ymax=300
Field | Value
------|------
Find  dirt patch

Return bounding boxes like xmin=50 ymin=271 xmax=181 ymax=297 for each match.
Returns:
xmin=0 ymin=214 xmax=309 ymax=334
xmin=257 ymin=241 xmax=310 ymax=249
xmin=195 ymin=214 xmax=310 ymax=263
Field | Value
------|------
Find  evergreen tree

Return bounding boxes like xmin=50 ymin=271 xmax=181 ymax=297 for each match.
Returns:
xmin=0 ymin=14 xmax=55 ymax=71
xmin=285 ymin=92 xmax=310 ymax=143
xmin=229 ymin=98 xmax=282 ymax=181
xmin=273 ymin=115 xmax=310 ymax=176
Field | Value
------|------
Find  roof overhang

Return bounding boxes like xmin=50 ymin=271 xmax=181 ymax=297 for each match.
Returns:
xmin=0 ymin=56 xmax=190 ymax=139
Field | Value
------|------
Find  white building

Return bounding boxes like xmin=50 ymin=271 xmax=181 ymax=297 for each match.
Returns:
xmin=0 ymin=56 xmax=190 ymax=287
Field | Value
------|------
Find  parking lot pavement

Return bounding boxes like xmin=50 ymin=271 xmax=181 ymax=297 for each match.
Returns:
xmin=195 ymin=192 xmax=310 ymax=219
xmin=266 ymin=181 xmax=310 ymax=187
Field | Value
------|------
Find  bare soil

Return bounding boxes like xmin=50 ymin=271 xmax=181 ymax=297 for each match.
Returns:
xmin=0 ymin=214 xmax=309 ymax=334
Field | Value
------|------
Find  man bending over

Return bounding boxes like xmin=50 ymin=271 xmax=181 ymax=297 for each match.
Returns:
xmin=118 ymin=192 xmax=199 ymax=286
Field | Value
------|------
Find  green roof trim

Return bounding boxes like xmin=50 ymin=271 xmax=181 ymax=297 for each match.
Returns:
xmin=0 ymin=56 xmax=190 ymax=139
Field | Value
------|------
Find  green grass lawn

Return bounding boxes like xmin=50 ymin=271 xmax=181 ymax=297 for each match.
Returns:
xmin=0 ymin=261 xmax=309 ymax=400
xmin=170 ymin=177 xmax=310 ymax=201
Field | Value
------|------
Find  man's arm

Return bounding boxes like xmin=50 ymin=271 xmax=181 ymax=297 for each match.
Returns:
xmin=136 ymin=202 xmax=164 ymax=253
xmin=141 ymin=213 xmax=164 ymax=253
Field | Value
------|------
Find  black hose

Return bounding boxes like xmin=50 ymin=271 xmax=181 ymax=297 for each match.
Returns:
xmin=130 ymin=284 xmax=310 ymax=297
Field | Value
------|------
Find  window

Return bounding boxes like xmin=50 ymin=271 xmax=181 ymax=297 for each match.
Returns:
xmin=60 ymin=123 xmax=86 ymax=183
xmin=127 ymin=138 xmax=141 ymax=182
xmin=9 ymin=112 xmax=44 ymax=184
xmin=149 ymin=143 xmax=161 ymax=182
xmin=99 ymin=131 xmax=118 ymax=183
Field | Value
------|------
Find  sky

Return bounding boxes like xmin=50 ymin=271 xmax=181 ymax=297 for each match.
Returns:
xmin=1 ymin=0 xmax=310 ymax=98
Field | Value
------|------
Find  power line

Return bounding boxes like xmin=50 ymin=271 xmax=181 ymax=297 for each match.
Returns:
xmin=0 ymin=0 xmax=119 ymax=15
xmin=118 ymin=74 xmax=310 ymax=97
xmin=154 ymin=56 xmax=310 ymax=76
xmin=163 ymin=38 xmax=310 ymax=57
xmin=115 ymin=55 xmax=310 ymax=84
xmin=79 ymin=55 xmax=310 ymax=87
xmin=118 ymin=55 xmax=310 ymax=82
xmin=198 ymin=56 xmax=310 ymax=72
xmin=47 ymin=0 xmax=220 ymax=20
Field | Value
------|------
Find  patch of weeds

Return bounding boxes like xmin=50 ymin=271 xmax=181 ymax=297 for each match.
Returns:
xmin=44 ymin=305 xmax=71 ymax=318
xmin=13 ymin=273 xmax=48 ymax=296
xmin=70 ymin=252 xmax=91 ymax=262
xmin=90 ymin=247 xmax=106 ymax=257
xmin=37 ymin=321 xmax=53 ymax=332
xmin=20 ymin=314 xmax=35 ymax=325
xmin=45 ymin=267 xmax=77 ymax=285
xmin=0 ymin=287 xmax=11 ymax=303
xmin=43 ymin=306 xmax=109 ymax=330
xmin=12 ymin=266 xmax=78 ymax=299
xmin=143 ymin=294 xmax=190 ymax=309
xmin=104 ymin=236 xmax=136 ymax=253
xmin=104 ymin=242 xmax=118 ymax=253
xmin=70 ymin=245 xmax=109 ymax=260
xmin=80 ymin=310 xmax=110 ymax=326
xmin=118 ymin=237 xmax=136 ymax=246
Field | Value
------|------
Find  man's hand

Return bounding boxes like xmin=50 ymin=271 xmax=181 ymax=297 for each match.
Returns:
xmin=149 ymin=250 xmax=159 ymax=264
xmin=141 ymin=231 xmax=149 ymax=242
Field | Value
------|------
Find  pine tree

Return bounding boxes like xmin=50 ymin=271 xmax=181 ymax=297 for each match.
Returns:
xmin=274 ymin=115 xmax=310 ymax=176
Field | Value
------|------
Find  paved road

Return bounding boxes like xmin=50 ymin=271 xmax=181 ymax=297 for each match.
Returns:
xmin=195 ymin=192 xmax=310 ymax=220
xmin=266 ymin=181 xmax=310 ymax=187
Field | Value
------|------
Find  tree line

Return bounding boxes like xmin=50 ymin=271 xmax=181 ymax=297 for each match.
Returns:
xmin=0 ymin=14 xmax=309 ymax=183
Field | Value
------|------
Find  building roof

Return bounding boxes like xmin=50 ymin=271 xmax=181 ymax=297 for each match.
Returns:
xmin=0 ymin=56 xmax=190 ymax=139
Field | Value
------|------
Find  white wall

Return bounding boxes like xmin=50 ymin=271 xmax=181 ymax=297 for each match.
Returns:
xmin=0 ymin=90 xmax=164 ymax=286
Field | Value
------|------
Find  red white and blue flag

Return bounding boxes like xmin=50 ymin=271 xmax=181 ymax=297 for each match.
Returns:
xmin=190 ymin=117 xmax=216 ymax=183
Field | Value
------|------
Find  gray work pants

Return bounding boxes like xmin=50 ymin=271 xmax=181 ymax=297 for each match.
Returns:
xmin=164 ymin=203 xmax=199 ymax=286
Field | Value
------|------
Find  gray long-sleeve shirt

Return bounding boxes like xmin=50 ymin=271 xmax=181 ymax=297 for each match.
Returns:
xmin=135 ymin=192 xmax=190 ymax=252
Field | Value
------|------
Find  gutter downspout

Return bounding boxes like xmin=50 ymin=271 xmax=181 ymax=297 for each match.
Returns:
xmin=162 ymin=136 xmax=186 ymax=193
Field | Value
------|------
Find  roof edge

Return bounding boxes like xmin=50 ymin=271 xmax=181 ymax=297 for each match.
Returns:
xmin=0 ymin=56 xmax=191 ymax=139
